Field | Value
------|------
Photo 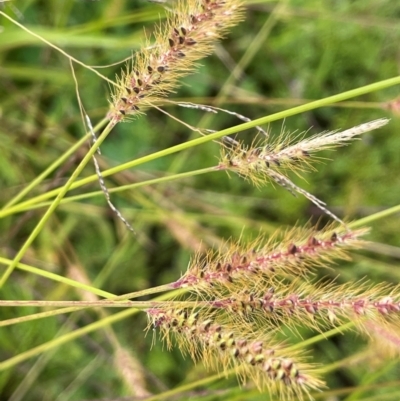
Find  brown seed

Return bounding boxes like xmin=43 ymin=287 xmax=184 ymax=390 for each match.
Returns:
xmin=331 ymin=232 xmax=338 ymax=242
xmin=185 ymin=38 xmax=197 ymax=46
xmin=305 ymin=304 xmax=316 ymax=314
xmin=263 ymin=362 xmax=271 ymax=372
xmin=133 ymin=87 xmax=140 ymax=94
xmin=247 ymin=356 xmax=256 ymax=366
xmin=283 ymin=360 xmax=293 ymax=370
xmin=272 ymin=359 xmax=281 ymax=370
xmin=147 ymin=65 xmax=153 ymax=73
xmin=168 ymin=38 xmax=175 ymax=47
xmin=176 ymin=51 xmax=186 ymax=58
xmin=121 ymin=97 xmax=127 ymax=103
xmin=250 ymin=147 xmax=261 ymax=156
xmin=203 ymin=320 xmax=212 ymax=332
xmin=173 ymin=27 xmax=179 ymax=35
xmin=137 ymin=78 xmax=143 ymax=86
xmin=157 ymin=65 xmax=166 ymax=73
xmin=119 ymin=109 xmax=126 ymax=115
xmin=288 ymin=244 xmax=297 ymax=255
xmin=181 ymin=26 xmax=187 ymax=35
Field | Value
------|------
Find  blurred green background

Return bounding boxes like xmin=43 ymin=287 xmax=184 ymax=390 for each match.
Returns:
xmin=0 ymin=0 xmax=400 ymax=400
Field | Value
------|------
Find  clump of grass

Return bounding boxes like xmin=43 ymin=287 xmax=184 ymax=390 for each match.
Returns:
xmin=1 ymin=1 xmax=400 ymax=400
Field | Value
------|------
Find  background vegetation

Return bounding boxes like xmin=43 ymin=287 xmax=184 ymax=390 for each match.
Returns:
xmin=0 ymin=0 xmax=399 ymax=400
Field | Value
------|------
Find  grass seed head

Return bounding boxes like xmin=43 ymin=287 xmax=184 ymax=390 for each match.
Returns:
xmin=210 ymin=279 xmax=400 ymax=338
xmin=219 ymin=119 xmax=389 ymax=186
xmin=174 ymin=225 xmax=368 ymax=291
xmin=148 ymin=307 xmax=323 ymax=398
xmin=108 ymin=0 xmax=244 ymax=123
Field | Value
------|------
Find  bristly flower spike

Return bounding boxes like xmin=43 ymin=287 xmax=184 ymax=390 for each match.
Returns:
xmin=210 ymin=279 xmax=400 ymax=336
xmin=219 ymin=119 xmax=389 ymax=178
xmin=108 ymin=0 xmax=244 ymax=123
xmin=147 ymin=307 xmax=324 ymax=397
xmin=218 ymin=119 xmax=389 ymax=224
xmin=173 ymin=225 xmax=367 ymax=290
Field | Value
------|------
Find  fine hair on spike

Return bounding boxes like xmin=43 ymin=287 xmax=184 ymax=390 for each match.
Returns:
xmin=218 ymin=119 xmax=390 ymax=226
xmin=108 ymin=0 xmax=244 ymax=123
xmin=147 ymin=307 xmax=324 ymax=395
xmin=173 ymin=225 xmax=367 ymax=290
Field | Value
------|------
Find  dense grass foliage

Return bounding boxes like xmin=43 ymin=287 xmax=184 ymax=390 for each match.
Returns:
xmin=0 ymin=1 xmax=400 ymax=400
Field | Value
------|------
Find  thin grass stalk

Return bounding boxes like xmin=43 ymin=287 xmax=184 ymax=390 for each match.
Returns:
xmin=0 ymin=75 xmax=398 ymax=220
xmin=0 ymin=121 xmax=114 ymax=288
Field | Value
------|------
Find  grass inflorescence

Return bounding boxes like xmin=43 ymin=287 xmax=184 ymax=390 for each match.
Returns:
xmin=109 ymin=0 xmax=243 ymax=123
xmin=148 ymin=307 xmax=324 ymax=397
xmin=174 ymin=225 xmax=367 ymax=290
